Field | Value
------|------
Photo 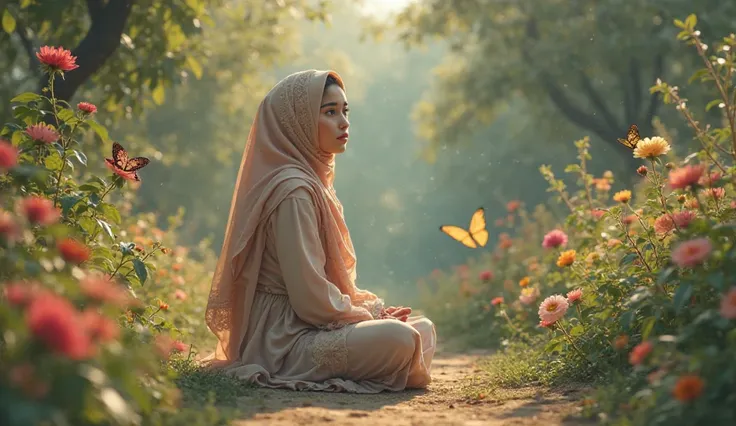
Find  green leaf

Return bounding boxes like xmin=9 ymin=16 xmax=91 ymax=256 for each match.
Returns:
xmin=186 ymin=55 xmax=203 ymax=79
xmin=99 ymin=203 xmax=122 ymax=224
xmin=673 ymin=283 xmax=693 ymax=311
xmin=620 ymin=310 xmax=635 ymax=330
xmin=44 ymin=152 xmax=64 ymax=171
xmin=2 ymin=9 xmax=16 ymax=34
xmin=133 ymin=259 xmax=148 ymax=285
xmin=152 ymin=83 xmax=165 ymax=105
xmin=684 ymin=14 xmax=697 ymax=30
xmin=78 ymin=183 xmax=102 ymax=193
xmin=10 ymin=92 xmax=42 ymax=104
xmin=86 ymin=120 xmax=109 ymax=142
xmin=570 ymin=324 xmax=584 ymax=337
xmin=96 ymin=219 xmax=114 ymax=240
xmin=705 ymin=99 xmax=723 ymax=111
xmin=60 ymin=195 xmax=83 ymax=215
xmin=641 ymin=316 xmax=656 ymax=340
xmin=619 ymin=252 xmax=638 ymax=266
xmin=79 ymin=216 xmax=97 ymax=236
xmin=57 ymin=108 xmax=76 ymax=124
xmin=72 ymin=149 xmax=88 ymax=166
xmin=657 ymin=266 xmax=677 ymax=285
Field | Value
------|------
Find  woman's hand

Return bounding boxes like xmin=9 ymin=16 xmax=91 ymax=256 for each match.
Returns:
xmin=379 ymin=306 xmax=412 ymax=322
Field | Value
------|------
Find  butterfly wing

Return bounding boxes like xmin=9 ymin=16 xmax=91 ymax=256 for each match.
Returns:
xmin=111 ymin=142 xmax=130 ymax=169
xmin=617 ymin=124 xmax=641 ymax=150
xmin=440 ymin=225 xmax=477 ymax=248
xmin=122 ymin=157 xmax=150 ymax=172
xmin=468 ymin=207 xmax=488 ymax=247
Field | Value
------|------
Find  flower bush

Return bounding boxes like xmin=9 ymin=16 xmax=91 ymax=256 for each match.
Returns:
xmin=419 ymin=15 xmax=736 ymax=425
xmin=0 ymin=47 xmax=242 ymax=426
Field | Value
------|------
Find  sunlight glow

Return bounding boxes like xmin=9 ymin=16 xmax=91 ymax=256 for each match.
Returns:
xmin=359 ymin=0 xmax=414 ymax=17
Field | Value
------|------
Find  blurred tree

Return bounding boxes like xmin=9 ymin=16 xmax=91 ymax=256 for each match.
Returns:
xmin=103 ymin=1 xmax=330 ymax=246
xmin=391 ymin=0 xmax=736 ymax=167
xmin=0 ymin=0 xmax=328 ymax=119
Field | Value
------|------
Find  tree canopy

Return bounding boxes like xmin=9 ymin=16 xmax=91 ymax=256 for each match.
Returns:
xmin=392 ymin=0 xmax=736 ymax=165
xmin=0 ymin=0 xmax=327 ymax=117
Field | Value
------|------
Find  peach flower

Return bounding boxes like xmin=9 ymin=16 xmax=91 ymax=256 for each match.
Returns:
xmin=538 ymin=295 xmax=569 ymax=324
xmin=671 ymin=238 xmax=712 ymax=267
xmin=669 ymin=164 xmax=705 ymax=189
xmin=566 ymin=289 xmax=582 ymax=304
xmin=719 ymin=288 xmax=736 ymax=319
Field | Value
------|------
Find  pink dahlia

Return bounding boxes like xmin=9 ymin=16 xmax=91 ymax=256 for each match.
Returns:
xmin=542 ymin=229 xmax=568 ymax=249
xmin=538 ymin=295 xmax=569 ymax=324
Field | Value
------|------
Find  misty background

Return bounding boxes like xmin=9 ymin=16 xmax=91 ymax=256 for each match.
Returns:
xmin=2 ymin=0 xmax=731 ymax=305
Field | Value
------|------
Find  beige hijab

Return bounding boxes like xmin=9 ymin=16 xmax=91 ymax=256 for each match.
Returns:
xmin=204 ymin=69 xmax=378 ymax=362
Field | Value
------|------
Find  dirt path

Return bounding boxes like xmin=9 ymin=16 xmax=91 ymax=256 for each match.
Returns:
xmin=231 ymin=348 xmax=594 ymax=425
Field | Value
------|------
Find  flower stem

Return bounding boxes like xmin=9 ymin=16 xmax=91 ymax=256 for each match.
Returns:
xmin=557 ymin=322 xmax=596 ymax=370
xmin=620 ymin=215 xmax=653 ymax=273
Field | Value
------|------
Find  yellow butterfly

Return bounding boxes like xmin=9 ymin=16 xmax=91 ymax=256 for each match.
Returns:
xmin=440 ymin=208 xmax=488 ymax=248
xmin=617 ymin=124 xmax=641 ymax=150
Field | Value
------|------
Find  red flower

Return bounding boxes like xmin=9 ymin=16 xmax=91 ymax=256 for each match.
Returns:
xmin=36 ymin=46 xmax=79 ymax=72
xmin=25 ymin=293 xmax=92 ymax=360
xmin=629 ymin=341 xmax=653 ymax=365
xmin=57 ymin=238 xmax=90 ymax=264
xmin=25 ymin=123 xmax=59 ymax=144
xmin=491 ymin=296 xmax=504 ymax=306
xmin=479 ymin=270 xmax=493 ymax=281
xmin=77 ymin=102 xmax=97 ymax=115
xmin=80 ymin=310 xmax=120 ymax=342
xmin=673 ymin=375 xmax=705 ymax=402
xmin=173 ymin=340 xmax=189 ymax=353
xmin=3 ymin=281 xmax=45 ymax=306
xmin=79 ymin=274 xmax=131 ymax=307
xmin=506 ymin=200 xmax=521 ymax=213
xmin=18 ymin=196 xmax=60 ymax=225
xmin=0 ymin=139 xmax=18 ymax=171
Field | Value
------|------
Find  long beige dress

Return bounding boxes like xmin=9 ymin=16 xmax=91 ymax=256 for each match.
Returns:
xmin=222 ymin=187 xmax=436 ymax=393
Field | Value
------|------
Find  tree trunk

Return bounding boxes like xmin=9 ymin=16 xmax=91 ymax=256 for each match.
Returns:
xmin=37 ymin=0 xmax=134 ymax=103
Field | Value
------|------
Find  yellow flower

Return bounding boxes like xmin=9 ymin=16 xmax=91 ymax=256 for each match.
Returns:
xmin=633 ymin=136 xmax=671 ymax=159
xmin=557 ymin=250 xmax=576 ymax=267
xmin=586 ymin=252 xmax=600 ymax=265
xmin=613 ymin=190 xmax=632 ymax=203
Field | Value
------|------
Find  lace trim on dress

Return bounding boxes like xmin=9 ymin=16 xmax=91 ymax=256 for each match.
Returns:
xmin=308 ymin=325 xmax=352 ymax=374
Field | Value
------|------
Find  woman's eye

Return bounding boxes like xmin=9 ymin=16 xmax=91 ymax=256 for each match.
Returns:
xmin=325 ymin=110 xmax=335 ymax=116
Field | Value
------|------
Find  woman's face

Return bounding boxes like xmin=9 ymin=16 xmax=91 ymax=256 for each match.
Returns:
xmin=317 ymin=84 xmax=350 ymax=154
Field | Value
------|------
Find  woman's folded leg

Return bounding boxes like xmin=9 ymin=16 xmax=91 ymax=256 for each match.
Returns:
xmin=343 ymin=316 xmax=436 ymax=390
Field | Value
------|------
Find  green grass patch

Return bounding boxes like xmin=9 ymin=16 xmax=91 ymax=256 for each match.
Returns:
xmin=461 ymin=336 xmax=596 ymax=401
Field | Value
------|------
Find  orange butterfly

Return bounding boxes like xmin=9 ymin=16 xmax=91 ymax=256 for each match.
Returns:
xmin=105 ymin=142 xmax=150 ymax=181
xmin=617 ymin=124 xmax=641 ymax=150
